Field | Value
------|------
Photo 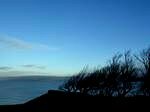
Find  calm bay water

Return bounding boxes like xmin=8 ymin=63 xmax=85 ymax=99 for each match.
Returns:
xmin=0 ymin=76 xmax=66 ymax=105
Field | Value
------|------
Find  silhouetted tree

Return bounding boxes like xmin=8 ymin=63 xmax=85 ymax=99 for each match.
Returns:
xmin=79 ymin=69 xmax=107 ymax=95
xmin=59 ymin=47 xmax=149 ymax=97
xmin=59 ymin=52 xmax=137 ymax=96
xmin=136 ymin=47 xmax=150 ymax=96
xmin=104 ymin=54 xmax=122 ymax=96
xmin=59 ymin=68 xmax=88 ymax=93
xmin=116 ymin=51 xmax=137 ymax=96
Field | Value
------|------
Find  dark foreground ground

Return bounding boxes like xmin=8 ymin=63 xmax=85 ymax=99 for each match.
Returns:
xmin=0 ymin=90 xmax=150 ymax=112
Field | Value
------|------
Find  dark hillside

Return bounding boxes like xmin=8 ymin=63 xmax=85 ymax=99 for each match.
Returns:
xmin=0 ymin=90 xmax=150 ymax=112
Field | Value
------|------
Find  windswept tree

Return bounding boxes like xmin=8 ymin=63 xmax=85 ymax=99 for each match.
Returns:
xmin=59 ymin=52 xmax=136 ymax=96
xmin=136 ymin=47 xmax=150 ymax=96
xmin=116 ymin=51 xmax=137 ymax=96
xmin=59 ymin=48 xmax=149 ymax=96
xmin=59 ymin=67 xmax=88 ymax=93
xmin=79 ymin=69 xmax=107 ymax=95
xmin=104 ymin=54 xmax=122 ymax=96
xmin=98 ymin=52 xmax=136 ymax=96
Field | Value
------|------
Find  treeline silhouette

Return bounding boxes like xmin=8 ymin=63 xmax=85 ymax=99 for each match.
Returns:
xmin=59 ymin=47 xmax=150 ymax=96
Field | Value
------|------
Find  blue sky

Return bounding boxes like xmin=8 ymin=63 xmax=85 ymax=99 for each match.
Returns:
xmin=0 ymin=0 xmax=149 ymax=76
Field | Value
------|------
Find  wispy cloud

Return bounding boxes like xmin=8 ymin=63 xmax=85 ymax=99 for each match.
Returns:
xmin=0 ymin=35 xmax=60 ymax=51
xmin=0 ymin=66 xmax=12 ymax=70
xmin=0 ymin=36 xmax=32 ymax=50
xmin=22 ymin=64 xmax=46 ymax=69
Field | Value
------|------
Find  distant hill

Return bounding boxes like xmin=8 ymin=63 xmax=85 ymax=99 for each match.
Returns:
xmin=0 ymin=76 xmax=68 ymax=81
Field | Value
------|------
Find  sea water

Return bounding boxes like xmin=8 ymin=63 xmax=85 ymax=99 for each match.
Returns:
xmin=0 ymin=76 xmax=65 ymax=105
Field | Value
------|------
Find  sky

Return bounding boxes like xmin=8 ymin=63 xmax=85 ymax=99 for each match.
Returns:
xmin=0 ymin=0 xmax=149 ymax=76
